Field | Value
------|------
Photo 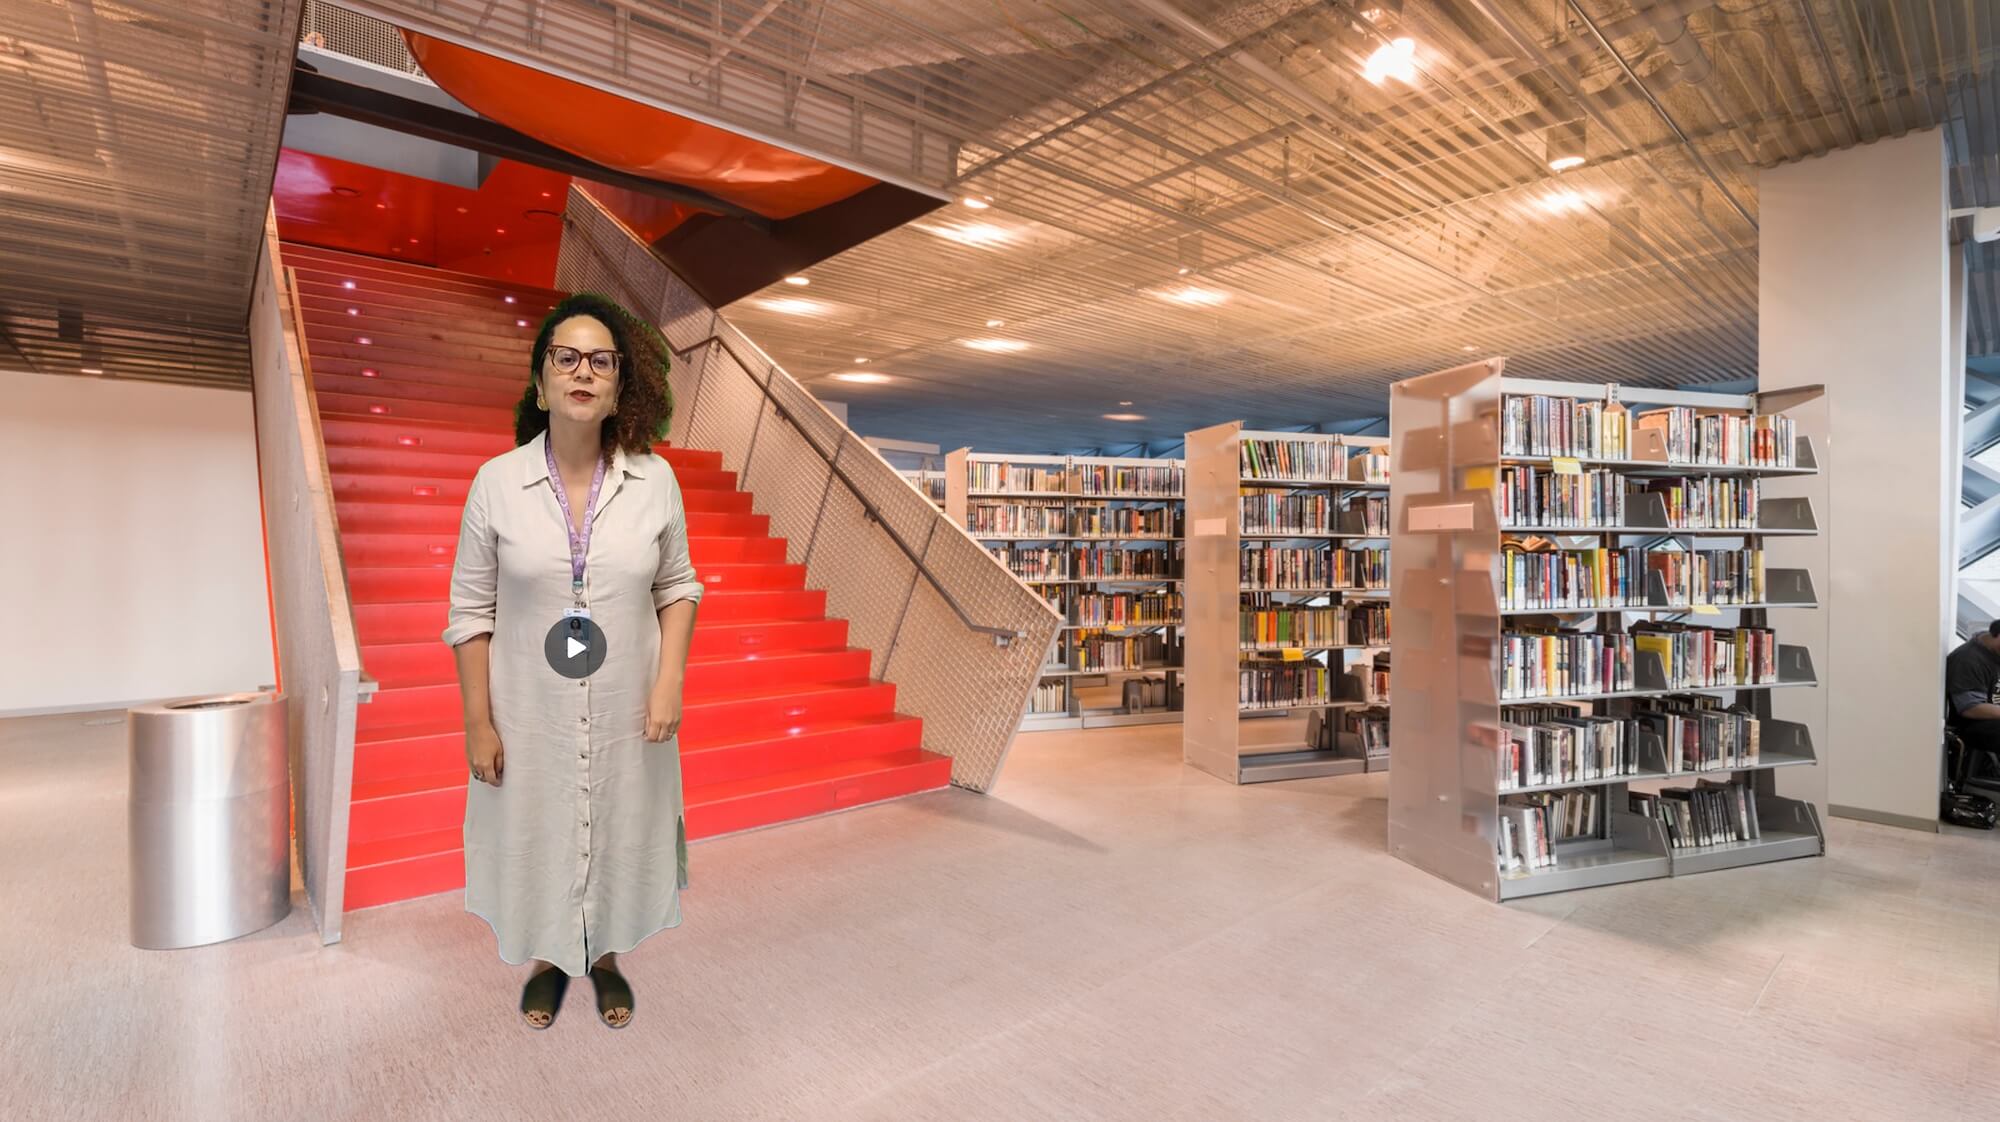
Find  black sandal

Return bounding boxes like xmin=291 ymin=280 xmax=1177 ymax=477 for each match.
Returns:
xmin=520 ymin=966 xmax=569 ymax=1030
xmin=590 ymin=963 xmax=635 ymax=1029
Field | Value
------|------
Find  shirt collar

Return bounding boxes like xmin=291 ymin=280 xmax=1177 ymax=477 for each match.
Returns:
xmin=518 ymin=429 xmax=648 ymax=487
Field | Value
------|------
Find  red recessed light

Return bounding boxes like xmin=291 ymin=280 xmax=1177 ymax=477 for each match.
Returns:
xmin=408 ymin=237 xmax=418 ymax=244
xmin=346 ymin=307 xmax=359 ymax=316
xmin=412 ymin=485 xmax=438 ymax=497
xmin=495 ymin=228 xmax=506 ymax=235
xmin=456 ymin=206 xmax=469 ymax=214
xmin=505 ymin=296 xmax=516 ymax=304
xmin=342 ymin=280 xmax=356 ymax=289
xmin=516 ymin=319 xmax=528 ymax=327
xmin=360 ymin=368 xmax=378 ymax=377
xmin=541 ymin=191 xmax=552 ymax=198
xmin=356 ymin=336 xmax=371 ymax=345
xmin=367 ymin=404 xmax=388 ymax=415
xmin=397 ymin=436 xmax=420 ymax=447
xmin=375 ymin=202 xmax=386 ymax=209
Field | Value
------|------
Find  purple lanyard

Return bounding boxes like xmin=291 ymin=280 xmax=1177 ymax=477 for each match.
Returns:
xmin=545 ymin=436 xmax=608 ymax=602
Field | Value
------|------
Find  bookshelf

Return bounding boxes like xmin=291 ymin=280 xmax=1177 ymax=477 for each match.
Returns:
xmin=901 ymin=468 xmax=947 ymax=508
xmin=1182 ymin=422 xmax=1392 ymax=784
xmin=946 ymin=448 xmax=1186 ymax=731
xmin=1387 ymin=361 xmax=1827 ymax=900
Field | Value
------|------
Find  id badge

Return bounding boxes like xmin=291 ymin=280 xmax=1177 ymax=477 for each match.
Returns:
xmin=563 ymin=606 xmax=592 ymax=623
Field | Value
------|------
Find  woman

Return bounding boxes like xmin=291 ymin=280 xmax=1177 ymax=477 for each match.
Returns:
xmin=441 ymin=292 xmax=703 ymax=1030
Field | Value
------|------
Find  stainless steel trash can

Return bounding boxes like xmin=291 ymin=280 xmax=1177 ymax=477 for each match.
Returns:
xmin=128 ymin=692 xmax=292 ymax=949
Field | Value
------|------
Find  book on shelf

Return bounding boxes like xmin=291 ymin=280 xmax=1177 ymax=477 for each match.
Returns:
xmin=1071 ymin=543 xmax=1181 ymax=580
xmin=987 ymin=544 xmax=1067 ymax=581
xmin=1633 ymin=407 xmax=1796 ymax=469
xmin=1238 ymin=601 xmax=1390 ymax=648
xmin=968 ymin=501 xmax=1068 ymax=537
xmin=1241 ymin=437 xmax=1342 ymax=482
xmin=1500 ymin=544 xmax=1766 ymax=611
xmin=1076 ymin=463 xmax=1184 ymax=496
xmin=1349 ymin=650 xmax=1390 ymax=704
xmin=1075 ymin=590 xmax=1183 ymax=628
xmin=1240 ymin=490 xmax=1387 ymax=535
xmin=1073 ymin=631 xmax=1173 ymax=671
xmin=1501 ymin=630 xmax=1636 ymax=699
xmin=1028 ymin=680 xmax=1068 ymax=713
xmin=1498 ymin=465 xmax=1627 ymax=528
xmin=1239 ymin=545 xmax=1389 ymax=590
xmin=1239 ymin=663 xmax=1330 ymax=708
xmin=1630 ymin=621 xmax=1778 ymax=687
xmin=1349 ymin=449 xmax=1389 ymax=484
xmin=1631 ymin=694 xmax=1763 ymax=772
xmin=968 ymin=460 xmax=1067 ymax=493
xmin=1500 ymin=389 xmax=1630 ymax=460
xmin=1071 ymin=504 xmax=1180 ymax=538
xmin=1638 ymin=476 xmax=1759 ymax=529
xmin=1497 ymin=705 xmax=1636 ymax=789
xmin=1497 ymin=805 xmax=1556 ymax=873
xmin=1631 ymin=778 xmax=1763 ymax=848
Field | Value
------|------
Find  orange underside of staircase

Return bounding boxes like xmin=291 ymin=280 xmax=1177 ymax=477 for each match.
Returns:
xmin=283 ymin=244 xmax=951 ymax=912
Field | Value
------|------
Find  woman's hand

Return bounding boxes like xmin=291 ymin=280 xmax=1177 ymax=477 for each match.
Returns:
xmin=645 ymin=679 xmax=683 ymax=743
xmin=466 ymin=720 xmax=504 ymax=786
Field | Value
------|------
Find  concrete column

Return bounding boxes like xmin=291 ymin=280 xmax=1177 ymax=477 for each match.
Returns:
xmin=1759 ymin=128 xmax=1952 ymax=832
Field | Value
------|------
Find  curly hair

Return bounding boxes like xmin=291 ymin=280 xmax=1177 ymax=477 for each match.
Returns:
xmin=514 ymin=292 xmax=674 ymax=457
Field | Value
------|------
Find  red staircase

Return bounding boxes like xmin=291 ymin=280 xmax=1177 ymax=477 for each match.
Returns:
xmin=282 ymin=245 xmax=952 ymax=911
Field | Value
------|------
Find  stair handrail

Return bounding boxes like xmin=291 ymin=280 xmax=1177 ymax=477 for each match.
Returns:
xmin=662 ymin=330 xmax=1022 ymax=648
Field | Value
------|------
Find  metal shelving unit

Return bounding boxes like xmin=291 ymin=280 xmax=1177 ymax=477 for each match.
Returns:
xmin=1182 ymin=422 xmax=1392 ymax=785
xmin=947 ymin=448 xmax=1186 ymax=732
xmin=1387 ymin=362 xmax=1828 ymax=901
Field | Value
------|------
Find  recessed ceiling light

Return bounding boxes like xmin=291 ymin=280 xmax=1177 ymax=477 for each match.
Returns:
xmin=754 ymin=297 xmax=832 ymax=316
xmin=1545 ymin=120 xmax=1588 ymax=172
xmin=1118 ymin=401 xmax=1133 ymax=406
xmin=985 ymin=318 xmax=1005 ymax=328
xmin=1176 ymin=266 xmax=1192 ymax=275
xmin=961 ymin=197 xmax=991 ymax=210
xmin=964 ymin=338 xmax=1029 ymax=353
xmin=495 ymin=227 xmax=506 ymax=235
xmin=504 ymin=296 xmax=516 ymax=304
xmin=516 ymin=319 xmax=528 ymax=327
xmin=79 ymin=365 xmax=104 ymax=375
xmin=342 ymin=280 xmax=356 ymax=290
xmin=1104 ymin=412 xmax=1145 ymax=421
xmin=833 ymin=371 xmax=890 ymax=384
xmin=1537 ymin=187 xmax=1592 ymax=215
xmin=346 ymin=307 xmax=359 ymax=316
xmin=783 ymin=275 xmax=811 ymax=286
xmin=456 ymin=206 xmax=469 ymax=214
xmin=853 ymin=357 xmax=869 ymax=364
xmin=1363 ymin=38 xmax=1419 ymax=85
xmin=1461 ymin=345 xmax=1477 ymax=352
xmin=917 ymin=222 xmax=1011 ymax=248
xmin=1161 ymin=285 xmax=1228 ymax=306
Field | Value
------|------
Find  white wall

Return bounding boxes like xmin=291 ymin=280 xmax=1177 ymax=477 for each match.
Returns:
xmin=1759 ymin=129 xmax=1952 ymax=831
xmin=0 ymin=370 xmax=276 ymax=715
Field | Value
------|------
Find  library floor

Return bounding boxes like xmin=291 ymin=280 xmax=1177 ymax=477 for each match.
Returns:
xmin=4 ymin=709 xmax=1997 ymax=1122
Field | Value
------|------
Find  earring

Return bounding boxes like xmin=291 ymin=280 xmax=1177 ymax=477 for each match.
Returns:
xmin=536 ymin=390 xmax=547 ymax=409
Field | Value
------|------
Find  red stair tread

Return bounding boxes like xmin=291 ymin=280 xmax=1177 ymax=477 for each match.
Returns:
xmin=351 ymin=768 xmax=467 ymax=804
xmin=347 ymin=826 xmax=461 ymax=871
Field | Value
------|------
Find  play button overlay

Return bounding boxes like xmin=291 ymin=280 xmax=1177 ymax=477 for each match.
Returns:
xmin=544 ymin=616 xmax=607 ymax=679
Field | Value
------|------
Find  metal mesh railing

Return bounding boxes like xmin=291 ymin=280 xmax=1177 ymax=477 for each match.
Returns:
xmin=555 ymin=185 xmax=1062 ymax=791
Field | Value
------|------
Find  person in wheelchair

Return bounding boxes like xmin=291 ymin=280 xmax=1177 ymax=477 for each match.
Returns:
xmin=1946 ymin=621 xmax=2000 ymax=794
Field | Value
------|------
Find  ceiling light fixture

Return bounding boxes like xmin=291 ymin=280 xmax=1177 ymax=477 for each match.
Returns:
xmin=918 ymin=222 xmax=1011 ymax=248
xmin=985 ymin=318 xmax=1005 ymax=328
xmin=755 ymin=297 xmax=832 ymax=316
xmin=961 ymin=197 xmax=991 ymax=210
xmin=1461 ymin=345 xmax=1477 ymax=352
xmin=79 ymin=365 xmax=104 ymax=375
xmin=783 ymin=275 xmax=811 ymax=286
xmin=1119 ymin=401 xmax=1133 ymax=406
xmin=1177 ymin=266 xmax=1192 ymax=276
xmin=964 ymin=338 xmax=1029 ymax=353
xmin=1362 ymin=38 xmax=1419 ymax=86
xmin=1104 ymin=413 xmax=1146 ymax=422
xmin=1545 ymin=120 xmax=1588 ymax=172
xmin=853 ymin=357 xmax=869 ymax=364
xmin=833 ymin=371 xmax=891 ymax=384
xmin=1536 ymin=187 xmax=1592 ymax=215
xmin=1162 ymin=285 xmax=1228 ymax=306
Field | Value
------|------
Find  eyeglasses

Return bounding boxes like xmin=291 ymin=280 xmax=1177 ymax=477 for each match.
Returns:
xmin=546 ymin=345 xmax=622 ymax=377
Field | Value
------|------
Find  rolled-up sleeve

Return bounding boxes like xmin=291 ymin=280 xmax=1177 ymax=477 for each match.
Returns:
xmin=652 ymin=466 xmax=704 ymax=611
xmin=442 ymin=466 xmax=499 ymax=646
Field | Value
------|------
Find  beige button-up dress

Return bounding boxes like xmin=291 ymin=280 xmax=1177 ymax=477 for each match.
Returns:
xmin=442 ymin=430 xmax=704 ymax=976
